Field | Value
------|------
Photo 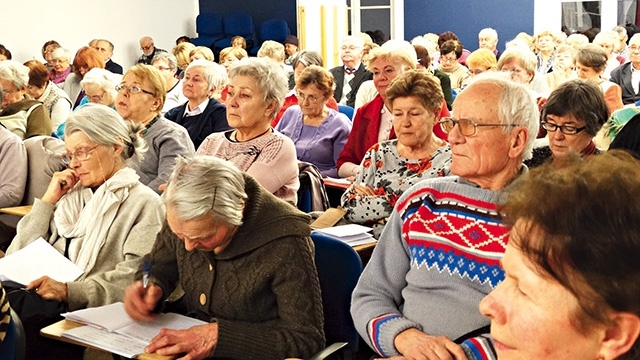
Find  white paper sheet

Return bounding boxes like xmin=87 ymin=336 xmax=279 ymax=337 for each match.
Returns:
xmin=0 ymin=237 xmax=83 ymax=285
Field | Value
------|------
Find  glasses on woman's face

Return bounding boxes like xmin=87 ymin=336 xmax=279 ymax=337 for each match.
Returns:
xmin=51 ymin=58 xmax=68 ymax=65
xmin=62 ymin=145 xmax=100 ymax=165
xmin=439 ymin=117 xmax=517 ymax=136
xmin=440 ymin=55 xmax=457 ymax=64
xmin=296 ymin=92 xmax=321 ymax=104
xmin=115 ymin=84 xmax=154 ymax=96
xmin=541 ymin=121 xmax=586 ymax=135
xmin=87 ymin=91 xmax=106 ymax=103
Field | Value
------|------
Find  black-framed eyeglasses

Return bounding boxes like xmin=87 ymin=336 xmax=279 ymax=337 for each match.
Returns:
xmin=61 ymin=145 xmax=100 ymax=165
xmin=439 ymin=117 xmax=518 ymax=136
xmin=115 ymin=84 xmax=154 ymax=96
xmin=541 ymin=121 xmax=586 ymax=135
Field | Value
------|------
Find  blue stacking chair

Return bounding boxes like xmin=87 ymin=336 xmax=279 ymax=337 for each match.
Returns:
xmin=214 ymin=13 xmax=255 ymax=50
xmin=191 ymin=13 xmax=225 ymax=48
xmin=309 ymin=232 xmax=363 ymax=359
xmin=250 ymin=19 xmax=290 ymax=55
xmin=0 ymin=308 xmax=26 ymax=360
xmin=337 ymin=104 xmax=355 ymax=121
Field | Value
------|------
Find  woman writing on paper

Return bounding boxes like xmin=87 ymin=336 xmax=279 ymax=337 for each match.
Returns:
xmin=6 ymin=104 xmax=164 ymax=360
xmin=124 ymin=156 xmax=324 ymax=360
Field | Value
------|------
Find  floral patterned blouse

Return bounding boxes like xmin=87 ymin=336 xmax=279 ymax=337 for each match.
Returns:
xmin=340 ymin=140 xmax=451 ymax=237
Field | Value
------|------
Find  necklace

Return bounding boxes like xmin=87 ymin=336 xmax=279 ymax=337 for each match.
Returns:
xmin=232 ymin=127 xmax=271 ymax=142
xmin=140 ymin=117 xmax=159 ymax=136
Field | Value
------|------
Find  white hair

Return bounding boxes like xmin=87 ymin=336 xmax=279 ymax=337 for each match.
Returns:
xmin=0 ymin=60 xmax=29 ymax=89
xmin=479 ymin=28 xmax=498 ymax=40
xmin=186 ymin=59 xmax=229 ymax=95
xmin=81 ymin=68 xmax=121 ymax=100
xmin=163 ymin=156 xmax=248 ymax=225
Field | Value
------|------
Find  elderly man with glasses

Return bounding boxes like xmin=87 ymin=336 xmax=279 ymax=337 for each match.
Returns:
xmin=610 ymin=33 xmax=640 ymax=105
xmin=351 ymin=73 xmax=539 ymax=360
xmin=137 ymin=36 xmax=167 ymax=65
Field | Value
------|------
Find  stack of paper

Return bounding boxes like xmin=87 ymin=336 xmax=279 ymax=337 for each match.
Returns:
xmin=314 ymin=224 xmax=376 ymax=246
xmin=62 ymin=302 xmax=206 ymax=358
xmin=0 ymin=237 xmax=83 ymax=285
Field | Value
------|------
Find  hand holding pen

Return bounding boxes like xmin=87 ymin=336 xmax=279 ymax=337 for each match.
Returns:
xmin=123 ymin=255 xmax=164 ymax=322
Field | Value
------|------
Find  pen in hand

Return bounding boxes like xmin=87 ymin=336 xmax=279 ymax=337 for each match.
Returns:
xmin=142 ymin=255 xmax=151 ymax=289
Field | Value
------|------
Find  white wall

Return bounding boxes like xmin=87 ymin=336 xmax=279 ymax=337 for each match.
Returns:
xmin=2 ymin=0 xmax=199 ymax=69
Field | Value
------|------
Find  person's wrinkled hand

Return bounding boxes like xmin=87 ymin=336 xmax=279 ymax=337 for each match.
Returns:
xmin=123 ymin=281 xmax=163 ymax=322
xmin=394 ymin=328 xmax=467 ymax=360
xmin=41 ymin=169 xmax=78 ymax=205
xmin=354 ymin=183 xmax=376 ymax=196
xmin=27 ymin=276 xmax=68 ymax=302
xmin=145 ymin=322 xmax=218 ymax=360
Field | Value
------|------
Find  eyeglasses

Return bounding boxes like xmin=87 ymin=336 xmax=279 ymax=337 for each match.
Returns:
xmin=501 ymin=67 xmax=525 ymax=75
xmin=340 ymin=45 xmax=361 ymax=52
xmin=541 ymin=121 xmax=586 ymax=135
xmin=629 ymin=45 xmax=640 ymax=52
xmin=140 ymin=45 xmax=153 ymax=51
xmin=439 ymin=117 xmax=518 ymax=136
xmin=440 ymin=55 xmax=457 ymax=63
xmin=62 ymin=145 xmax=99 ymax=164
xmin=51 ymin=59 xmax=68 ymax=64
xmin=296 ymin=92 xmax=322 ymax=104
xmin=154 ymin=66 xmax=172 ymax=71
xmin=115 ymin=84 xmax=154 ymax=96
xmin=87 ymin=92 xmax=106 ymax=103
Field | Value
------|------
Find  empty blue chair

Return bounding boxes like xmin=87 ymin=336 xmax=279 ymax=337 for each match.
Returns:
xmin=337 ymin=104 xmax=355 ymax=121
xmin=250 ymin=19 xmax=290 ymax=55
xmin=191 ymin=13 xmax=224 ymax=48
xmin=310 ymin=232 xmax=363 ymax=359
xmin=214 ymin=13 xmax=255 ymax=50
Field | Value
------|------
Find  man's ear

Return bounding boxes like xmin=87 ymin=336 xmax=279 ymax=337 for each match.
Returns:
xmin=598 ymin=312 xmax=640 ymax=360
xmin=508 ymin=126 xmax=529 ymax=160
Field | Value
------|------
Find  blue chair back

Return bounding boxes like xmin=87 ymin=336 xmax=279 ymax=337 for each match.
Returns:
xmin=192 ymin=13 xmax=224 ymax=47
xmin=0 ymin=308 xmax=25 ymax=360
xmin=251 ymin=19 xmax=291 ymax=56
xmin=337 ymin=104 xmax=355 ymax=121
xmin=215 ymin=13 xmax=255 ymax=49
xmin=311 ymin=232 xmax=363 ymax=356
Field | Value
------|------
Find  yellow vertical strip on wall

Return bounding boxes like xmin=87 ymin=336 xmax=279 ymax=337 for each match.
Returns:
xmin=335 ymin=5 xmax=341 ymax=67
xmin=320 ymin=6 xmax=328 ymax=67
xmin=298 ymin=6 xmax=306 ymax=50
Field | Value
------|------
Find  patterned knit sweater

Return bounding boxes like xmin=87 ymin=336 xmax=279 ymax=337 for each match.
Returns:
xmin=197 ymin=130 xmax=299 ymax=204
xmin=351 ymin=176 xmax=506 ymax=358
xmin=146 ymin=175 xmax=325 ymax=359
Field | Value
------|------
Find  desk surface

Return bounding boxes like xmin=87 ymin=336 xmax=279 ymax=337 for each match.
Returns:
xmin=41 ymin=319 xmax=173 ymax=360
xmin=0 ymin=205 xmax=32 ymax=216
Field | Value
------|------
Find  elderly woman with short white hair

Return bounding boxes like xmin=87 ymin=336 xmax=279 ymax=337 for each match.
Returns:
xmin=0 ymin=60 xmax=52 ymax=139
xmin=124 ymin=156 xmax=324 ymax=359
xmin=165 ymin=59 xmax=230 ymax=149
xmin=7 ymin=104 xmax=164 ymax=360
xmin=79 ymin=68 xmax=120 ymax=107
xmin=49 ymin=47 xmax=71 ymax=85
xmin=197 ymin=57 xmax=299 ymax=204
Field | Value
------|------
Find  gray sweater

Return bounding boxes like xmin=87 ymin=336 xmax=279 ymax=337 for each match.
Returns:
xmin=7 ymin=180 xmax=164 ymax=310
xmin=132 ymin=116 xmax=195 ymax=193
xmin=0 ymin=127 xmax=27 ymax=207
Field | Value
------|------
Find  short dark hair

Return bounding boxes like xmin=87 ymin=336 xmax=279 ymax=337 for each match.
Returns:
xmin=542 ymin=79 xmax=609 ymax=136
xmin=23 ymin=60 xmax=50 ymax=88
xmin=502 ymin=151 xmax=640 ymax=360
xmin=437 ymin=31 xmax=459 ymax=48
xmin=386 ymin=69 xmax=444 ymax=114
xmin=439 ymin=40 xmax=463 ymax=59
xmin=0 ymin=44 xmax=12 ymax=60
xmin=575 ymin=44 xmax=608 ymax=73
xmin=295 ymin=65 xmax=335 ymax=98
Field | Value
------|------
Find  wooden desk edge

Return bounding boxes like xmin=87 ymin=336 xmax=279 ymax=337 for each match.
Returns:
xmin=41 ymin=319 xmax=173 ymax=360
xmin=0 ymin=205 xmax=33 ymax=216
xmin=352 ymin=241 xmax=376 ymax=252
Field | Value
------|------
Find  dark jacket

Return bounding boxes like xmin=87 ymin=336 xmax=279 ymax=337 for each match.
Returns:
xmin=146 ymin=175 xmax=325 ymax=359
xmin=165 ymin=99 xmax=230 ymax=149
xmin=329 ymin=64 xmax=373 ymax=108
